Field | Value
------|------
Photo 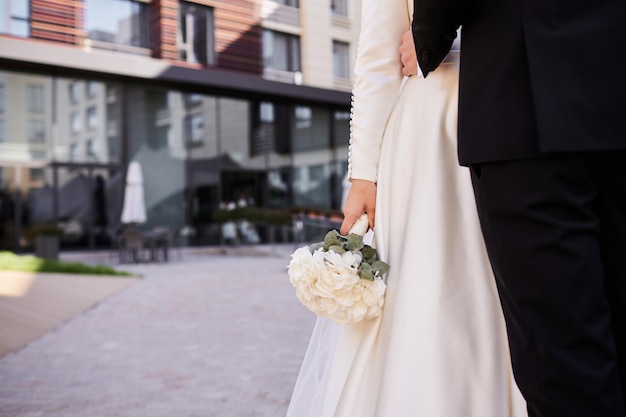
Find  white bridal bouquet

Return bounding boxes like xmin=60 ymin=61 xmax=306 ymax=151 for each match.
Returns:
xmin=288 ymin=214 xmax=389 ymax=324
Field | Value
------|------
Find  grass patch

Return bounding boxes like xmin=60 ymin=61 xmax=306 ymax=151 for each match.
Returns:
xmin=0 ymin=252 xmax=132 ymax=276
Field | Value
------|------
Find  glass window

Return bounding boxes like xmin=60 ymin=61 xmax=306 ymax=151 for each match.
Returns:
xmin=0 ymin=84 xmax=4 ymax=113
xmin=178 ymin=2 xmax=215 ymax=65
xmin=331 ymin=0 xmax=348 ymax=16
xmin=269 ymin=0 xmax=299 ymax=7
xmin=260 ymin=102 xmax=274 ymax=123
xmin=184 ymin=93 xmax=204 ymax=106
xmin=87 ymin=81 xmax=99 ymax=97
xmin=333 ymin=110 xmax=350 ymax=147
xmin=29 ymin=149 xmax=46 ymax=160
xmin=263 ymin=30 xmax=301 ymax=72
xmin=69 ymin=82 xmax=81 ymax=104
xmin=29 ymin=168 xmax=45 ymax=182
xmin=1 ymin=0 xmax=30 ymax=37
xmin=292 ymin=105 xmax=330 ymax=152
xmin=84 ymin=0 xmax=149 ymax=49
xmin=27 ymin=119 xmax=45 ymax=143
xmin=184 ymin=113 xmax=204 ymax=146
xmin=27 ymin=85 xmax=44 ymax=113
xmin=69 ymin=142 xmax=79 ymax=162
xmin=70 ymin=111 xmax=81 ymax=134
xmin=85 ymin=139 xmax=97 ymax=160
xmin=332 ymin=41 xmax=350 ymax=79
xmin=87 ymin=106 xmax=98 ymax=130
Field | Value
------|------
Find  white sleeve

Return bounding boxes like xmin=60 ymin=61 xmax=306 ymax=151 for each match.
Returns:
xmin=347 ymin=0 xmax=410 ymax=183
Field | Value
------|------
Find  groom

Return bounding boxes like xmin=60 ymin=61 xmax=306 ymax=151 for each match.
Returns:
xmin=400 ymin=0 xmax=626 ymax=416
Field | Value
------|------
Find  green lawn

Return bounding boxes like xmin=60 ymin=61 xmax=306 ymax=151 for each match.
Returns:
xmin=0 ymin=252 xmax=132 ymax=276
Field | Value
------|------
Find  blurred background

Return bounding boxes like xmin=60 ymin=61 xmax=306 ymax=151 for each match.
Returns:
xmin=0 ymin=0 xmax=361 ymax=254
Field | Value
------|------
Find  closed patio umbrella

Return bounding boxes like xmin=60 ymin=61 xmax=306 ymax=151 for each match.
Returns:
xmin=121 ymin=161 xmax=147 ymax=224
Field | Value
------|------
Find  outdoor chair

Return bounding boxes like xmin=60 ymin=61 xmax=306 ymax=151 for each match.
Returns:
xmin=117 ymin=226 xmax=145 ymax=263
xmin=145 ymin=227 xmax=170 ymax=262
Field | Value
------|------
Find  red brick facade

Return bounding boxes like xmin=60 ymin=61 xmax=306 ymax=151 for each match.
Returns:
xmin=25 ymin=0 xmax=262 ymax=75
xmin=30 ymin=0 xmax=84 ymax=44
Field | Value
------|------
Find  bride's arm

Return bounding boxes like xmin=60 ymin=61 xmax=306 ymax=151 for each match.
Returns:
xmin=342 ymin=0 xmax=409 ymax=234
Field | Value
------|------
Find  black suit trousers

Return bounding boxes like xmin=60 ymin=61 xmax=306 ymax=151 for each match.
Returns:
xmin=470 ymin=152 xmax=626 ymax=417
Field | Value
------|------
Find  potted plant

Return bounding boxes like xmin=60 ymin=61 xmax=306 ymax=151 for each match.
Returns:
xmin=28 ymin=223 xmax=63 ymax=260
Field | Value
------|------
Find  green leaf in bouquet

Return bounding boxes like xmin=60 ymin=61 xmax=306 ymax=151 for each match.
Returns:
xmin=324 ymin=239 xmax=343 ymax=251
xmin=358 ymin=262 xmax=374 ymax=281
xmin=328 ymin=244 xmax=346 ymax=254
xmin=324 ymin=230 xmax=340 ymax=244
xmin=371 ymin=260 xmax=390 ymax=277
xmin=309 ymin=242 xmax=324 ymax=252
xmin=346 ymin=233 xmax=364 ymax=252
xmin=323 ymin=230 xmax=343 ymax=250
xmin=360 ymin=245 xmax=377 ymax=262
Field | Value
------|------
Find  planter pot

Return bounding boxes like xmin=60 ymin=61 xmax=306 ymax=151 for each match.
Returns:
xmin=35 ymin=235 xmax=59 ymax=260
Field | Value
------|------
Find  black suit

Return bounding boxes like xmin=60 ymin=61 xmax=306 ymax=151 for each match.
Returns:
xmin=412 ymin=0 xmax=626 ymax=415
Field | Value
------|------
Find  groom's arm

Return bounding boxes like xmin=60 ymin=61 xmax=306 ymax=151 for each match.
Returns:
xmin=412 ymin=0 xmax=467 ymax=77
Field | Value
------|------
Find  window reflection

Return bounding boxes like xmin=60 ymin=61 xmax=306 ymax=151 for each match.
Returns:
xmin=84 ymin=0 xmax=149 ymax=51
xmin=270 ymin=0 xmax=299 ymax=7
xmin=263 ymin=30 xmax=301 ymax=72
xmin=331 ymin=0 xmax=348 ymax=16
xmin=332 ymin=41 xmax=350 ymax=79
xmin=69 ymin=82 xmax=81 ymax=104
xmin=178 ymin=2 xmax=215 ymax=65
xmin=70 ymin=111 xmax=81 ymax=134
xmin=87 ymin=81 xmax=99 ymax=97
xmin=184 ymin=114 xmax=204 ymax=146
xmin=1 ymin=0 xmax=30 ymax=37
xmin=0 ymin=69 xmax=352 ymax=252
xmin=87 ymin=107 xmax=98 ymax=130
xmin=27 ymin=84 xmax=44 ymax=113
xmin=27 ymin=120 xmax=45 ymax=143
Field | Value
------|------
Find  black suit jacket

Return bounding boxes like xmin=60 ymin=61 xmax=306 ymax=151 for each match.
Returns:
xmin=413 ymin=0 xmax=626 ymax=165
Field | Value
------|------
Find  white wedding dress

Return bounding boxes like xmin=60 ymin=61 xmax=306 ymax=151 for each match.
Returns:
xmin=285 ymin=0 xmax=528 ymax=416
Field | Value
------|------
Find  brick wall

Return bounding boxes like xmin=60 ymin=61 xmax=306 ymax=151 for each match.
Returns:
xmin=150 ymin=0 xmax=179 ymax=60
xmin=30 ymin=0 xmax=84 ymax=45
xmin=25 ymin=0 xmax=262 ymax=75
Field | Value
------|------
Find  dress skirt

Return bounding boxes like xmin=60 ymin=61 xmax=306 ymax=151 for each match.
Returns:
xmin=286 ymin=62 xmax=527 ymax=417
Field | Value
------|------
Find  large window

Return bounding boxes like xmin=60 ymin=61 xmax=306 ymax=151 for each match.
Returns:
xmin=184 ymin=113 xmax=205 ymax=146
xmin=84 ymin=0 xmax=149 ymax=50
xmin=27 ymin=85 xmax=44 ymax=113
xmin=27 ymin=120 xmax=45 ymax=143
xmin=86 ymin=107 xmax=98 ymax=130
xmin=263 ymin=30 xmax=301 ymax=72
xmin=70 ymin=111 xmax=81 ymax=135
xmin=332 ymin=41 xmax=350 ymax=79
xmin=331 ymin=0 xmax=348 ymax=16
xmin=0 ymin=0 xmax=29 ymax=37
xmin=178 ymin=2 xmax=215 ymax=65
xmin=69 ymin=81 xmax=81 ymax=104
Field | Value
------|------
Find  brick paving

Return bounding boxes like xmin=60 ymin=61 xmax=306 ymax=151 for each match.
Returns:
xmin=0 ymin=246 xmax=315 ymax=417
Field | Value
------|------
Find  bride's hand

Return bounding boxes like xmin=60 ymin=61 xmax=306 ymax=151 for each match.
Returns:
xmin=340 ymin=179 xmax=376 ymax=235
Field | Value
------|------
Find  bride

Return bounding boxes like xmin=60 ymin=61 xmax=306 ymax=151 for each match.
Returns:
xmin=285 ymin=0 xmax=528 ymax=416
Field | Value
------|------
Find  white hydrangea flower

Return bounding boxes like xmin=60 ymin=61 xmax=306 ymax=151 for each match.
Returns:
xmin=288 ymin=245 xmax=386 ymax=324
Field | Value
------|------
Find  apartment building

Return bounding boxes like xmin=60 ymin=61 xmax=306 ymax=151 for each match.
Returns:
xmin=0 ymin=0 xmax=361 ymax=251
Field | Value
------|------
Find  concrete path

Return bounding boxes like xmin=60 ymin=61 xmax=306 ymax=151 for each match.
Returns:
xmin=0 ymin=271 xmax=137 ymax=358
xmin=0 ymin=246 xmax=315 ymax=417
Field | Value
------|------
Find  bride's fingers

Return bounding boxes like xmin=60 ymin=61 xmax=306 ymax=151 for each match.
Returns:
xmin=340 ymin=214 xmax=359 ymax=236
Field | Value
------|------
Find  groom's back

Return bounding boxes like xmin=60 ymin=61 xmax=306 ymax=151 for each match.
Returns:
xmin=457 ymin=0 xmax=626 ymax=165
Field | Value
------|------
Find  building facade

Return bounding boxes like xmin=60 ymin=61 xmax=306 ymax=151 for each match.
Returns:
xmin=0 ymin=0 xmax=361 ymax=251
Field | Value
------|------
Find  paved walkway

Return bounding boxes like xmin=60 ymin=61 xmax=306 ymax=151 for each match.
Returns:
xmin=0 ymin=245 xmax=315 ymax=417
